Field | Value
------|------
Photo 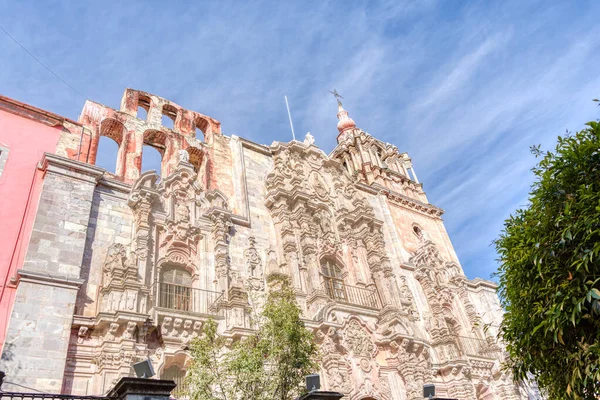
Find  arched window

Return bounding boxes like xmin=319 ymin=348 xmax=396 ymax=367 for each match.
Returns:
xmin=161 ymin=364 xmax=187 ymax=396
xmin=137 ymin=95 xmax=151 ymax=122
xmin=141 ymin=145 xmax=162 ymax=176
xmin=413 ymin=225 xmax=422 ymax=238
xmin=321 ymin=259 xmax=347 ymax=302
xmin=194 ymin=116 xmax=209 ymax=142
xmin=159 ymin=267 xmax=192 ymax=311
xmin=162 ymin=104 xmax=177 ymax=130
xmin=142 ymin=130 xmax=167 ymax=177
xmin=342 ymin=160 xmax=350 ymax=174
xmin=96 ymin=136 xmax=119 ymax=173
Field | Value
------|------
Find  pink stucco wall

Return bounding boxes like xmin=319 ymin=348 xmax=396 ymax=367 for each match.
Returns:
xmin=0 ymin=107 xmax=64 ymax=347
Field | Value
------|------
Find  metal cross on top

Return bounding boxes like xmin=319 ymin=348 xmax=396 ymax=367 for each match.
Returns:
xmin=329 ymin=89 xmax=343 ymax=106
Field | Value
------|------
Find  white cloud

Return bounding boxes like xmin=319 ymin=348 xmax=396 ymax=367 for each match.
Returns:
xmin=0 ymin=0 xmax=599 ymax=280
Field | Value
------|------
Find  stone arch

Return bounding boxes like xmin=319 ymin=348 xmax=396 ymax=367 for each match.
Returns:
xmin=161 ymin=103 xmax=179 ymax=130
xmin=136 ymin=93 xmax=152 ymax=121
xmin=99 ymin=118 xmax=126 ymax=146
xmin=97 ymin=118 xmax=127 ymax=176
xmin=143 ymin=129 xmax=170 ymax=176
xmin=193 ymin=115 xmax=210 ymax=141
xmin=186 ymin=146 xmax=205 ymax=173
xmin=158 ymin=350 xmax=191 ymax=395
xmin=157 ymin=251 xmax=196 ymax=278
xmin=96 ymin=136 xmax=120 ymax=174
xmin=475 ymin=382 xmax=498 ymax=399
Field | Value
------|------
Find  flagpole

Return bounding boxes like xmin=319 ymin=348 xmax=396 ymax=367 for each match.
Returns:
xmin=284 ymin=95 xmax=296 ymax=141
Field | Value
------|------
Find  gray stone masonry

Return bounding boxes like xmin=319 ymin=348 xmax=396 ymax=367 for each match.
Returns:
xmin=0 ymin=154 xmax=103 ymax=392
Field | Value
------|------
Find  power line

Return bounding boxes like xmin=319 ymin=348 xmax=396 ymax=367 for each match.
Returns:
xmin=0 ymin=24 xmax=85 ymax=98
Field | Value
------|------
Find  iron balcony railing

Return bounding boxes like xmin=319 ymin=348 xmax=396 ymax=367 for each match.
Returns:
xmin=154 ymin=282 xmax=223 ymax=315
xmin=323 ymin=277 xmax=381 ymax=309
xmin=457 ymin=335 xmax=504 ymax=360
xmin=0 ymin=394 xmax=112 ymax=400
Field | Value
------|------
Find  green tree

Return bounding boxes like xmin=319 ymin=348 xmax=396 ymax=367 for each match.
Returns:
xmin=186 ymin=275 xmax=319 ymax=400
xmin=495 ymin=110 xmax=600 ymax=399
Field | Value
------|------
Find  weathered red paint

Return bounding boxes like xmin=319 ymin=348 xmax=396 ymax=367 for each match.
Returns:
xmin=0 ymin=103 xmax=67 ymax=347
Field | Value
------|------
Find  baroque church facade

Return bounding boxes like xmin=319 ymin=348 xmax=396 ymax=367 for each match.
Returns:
xmin=0 ymin=89 xmax=530 ymax=399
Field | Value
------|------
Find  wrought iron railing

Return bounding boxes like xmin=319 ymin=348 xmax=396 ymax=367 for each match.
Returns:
xmin=322 ymin=278 xmax=381 ymax=309
xmin=0 ymin=393 xmax=112 ymax=400
xmin=457 ymin=335 xmax=504 ymax=359
xmin=154 ymin=282 xmax=223 ymax=315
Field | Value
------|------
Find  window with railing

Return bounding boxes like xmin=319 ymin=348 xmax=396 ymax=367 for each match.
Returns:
xmin=162 ymin=364 xmax=188 ymax=397
xmin=161 ymin=268 xmax=193 ymax=311
xmin=321 ymin=259 xmax=381 ymax=309
xmin=322 ymin=260 xmax=347 ymax=302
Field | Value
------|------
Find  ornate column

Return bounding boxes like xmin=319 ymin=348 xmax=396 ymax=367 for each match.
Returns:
xmin=127 ymin=173 xmax=160 ymax=287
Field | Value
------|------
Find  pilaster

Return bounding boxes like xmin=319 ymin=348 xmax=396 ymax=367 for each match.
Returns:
xmin=0 ymin=154 xmax=103 ymax=392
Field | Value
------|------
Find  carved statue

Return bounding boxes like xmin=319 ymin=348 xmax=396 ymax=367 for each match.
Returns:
xmin=105 ymin=323 xmax=119 ymax=342
xmin=317 ymin=210 xmax=333 ymax=235
xmin=179 ymin=149 xmax=190 ymax=163
xmin=123 ymin=321 xmax=137 ymax=340
xmin=175 ymin=202 xmax=190 ymax=223
xmin=244 ymin=237 xmax=262 ymax=277
xmin=304 ymin=132 xmax=315 ymax=146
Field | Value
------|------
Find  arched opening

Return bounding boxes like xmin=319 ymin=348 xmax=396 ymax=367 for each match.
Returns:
xmin=342 ymin=160 xmax=350 ymax=174
xmin=159 ymin=267 xmax=193 ymax=311
xmin=142 ymin=130 xmax=168 ymax=177
xmin=194 ymin=116 xmax=209 ymax=141
xmin=321 ymin=259 xmax=347 ymax=303
xmin=161 ymin=364 xmax=188 ymax=396
xmin=413 ymin=225 xmax=422 ymax=238
xmin=141 ymin=145 xmax=163 ymax=177
xmin=96 ymin=136 xmax=119 ymax=173
xmin=187 ymin=147 xmax=204 ymax=173
xmin=162 ymin=104 xmax=177 ymax=130
xmin=98 ymin=118 xmax=126 ymax=176
xmin=137 ymin=95 xmax=151 ymax=121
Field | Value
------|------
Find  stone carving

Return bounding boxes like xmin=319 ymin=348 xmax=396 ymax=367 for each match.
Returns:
xmin=46 ymin=94 xmax=523 ymax=397
xmin=123 ymin=321 xmax=137 ymax=340
xmin=244 ymin=236 xmax=262 ymax=277
xmin=104 ymin=323 xmax=119 ymax=342
xmin=77 ymin=326 xmax=89 ymax=344
xmin=175 ymin=202 xmax=190 ymax=223
xmin=325 ymin=362 xmax=353 ymax=394
xmin=343 ymin=320 xmax=374 ymax=358
xmin=104 ymin=244 xmax=126 ymax=274
xmin=304 ymin=132 xmax=315 ymax=146
xmin=310 ymin=171 xmax=329 ymax=200
xmin=179 ymin=149 xmax=190 ymax=163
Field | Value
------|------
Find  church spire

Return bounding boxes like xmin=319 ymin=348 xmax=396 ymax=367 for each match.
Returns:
xmin=330 ymin=89 xmax=356 ymax=141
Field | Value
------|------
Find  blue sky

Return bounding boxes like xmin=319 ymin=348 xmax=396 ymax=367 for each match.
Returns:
xmin=1 ymin=0 xmax=599 ymax=281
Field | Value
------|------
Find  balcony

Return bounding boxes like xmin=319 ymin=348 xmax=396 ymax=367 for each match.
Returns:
xmin=457 ymin=335 xmax=504 ymax=360
xmin=323 ymin=277 xmax=381 ymax=310
xmin=153 ymin=282 xmax=223 ymax=315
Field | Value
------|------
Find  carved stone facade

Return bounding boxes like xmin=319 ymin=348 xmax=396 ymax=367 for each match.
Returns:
xmin=0 ymin=89 xmax=537 ymax=399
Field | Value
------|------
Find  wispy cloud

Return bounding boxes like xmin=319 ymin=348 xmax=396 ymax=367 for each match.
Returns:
xmin=0 ymin=0 xmax=599 ymax=280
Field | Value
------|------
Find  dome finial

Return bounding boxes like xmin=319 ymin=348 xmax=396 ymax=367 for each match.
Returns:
xmin=329 ymin=89 xmax=344 ymax=107
xmin=330 ymin=89 xmax=356 ymax=135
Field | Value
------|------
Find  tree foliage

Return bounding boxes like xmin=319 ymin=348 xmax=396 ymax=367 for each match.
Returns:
xmin=186 ymin=276 xmax=319 ymax=400
xmin=495 ymin=115 xmax=600 ymax=399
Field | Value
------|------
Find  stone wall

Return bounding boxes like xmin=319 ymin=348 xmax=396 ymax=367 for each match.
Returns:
xmin=0 ymin=154 xmax=103 ymax=392
xmin=0 ymin=89 xmax=532 ymax=399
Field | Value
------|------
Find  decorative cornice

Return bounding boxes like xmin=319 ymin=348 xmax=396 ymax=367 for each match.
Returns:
xmin=39 ymin=153 xmax=105 ymax=183
xmin=16 ymin=270 xmax=84 ymax=290
xmin=233 ymin=135 xmax=272 ymax=155
xmin=467 ymin=278 xmax=498 ymax=291
xmin=371 ymin=183 xmax=444 ymax=218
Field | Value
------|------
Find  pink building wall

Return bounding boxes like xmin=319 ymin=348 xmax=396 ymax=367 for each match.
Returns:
xmin=0 ymin=101 xmax=74 ymax=347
